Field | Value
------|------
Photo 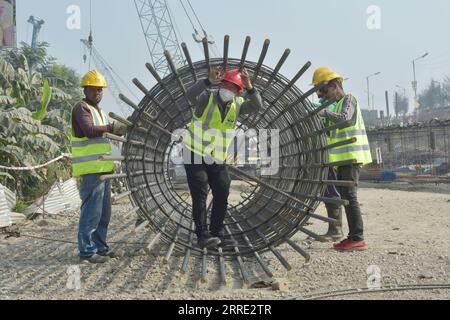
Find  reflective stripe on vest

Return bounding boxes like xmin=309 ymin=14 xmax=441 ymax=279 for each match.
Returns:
xmin=330 ymin=129 xmax=367 ymax=139
xmin=71 ymin=137 xmax=111 ymax=147
xmin=327 ymin=95 xmax=372 ymax=165
xmin=70 ymin=103 xmax=115 ymax=177
xmin=184 ymin=92 xmax=243 ymax=162
xmin=328 ymin=144 xmax=371 ymax=155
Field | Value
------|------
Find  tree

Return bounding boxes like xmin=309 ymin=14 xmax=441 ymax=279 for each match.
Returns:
xmin=394 ymin=93 xmax=409 ymax=116
xmin=442 ymin=76 xmax=450 ymax=107
xmin=0 ymin=44 xmax=80 ymax=203
xmin=3 ymin=42 xmax=56 ymax=74
xmin=418 ymin=79 xmax=446 ymax=110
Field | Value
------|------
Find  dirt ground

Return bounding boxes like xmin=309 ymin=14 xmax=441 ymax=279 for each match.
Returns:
xmin=0 ymin=185 xmax=449 ymax=300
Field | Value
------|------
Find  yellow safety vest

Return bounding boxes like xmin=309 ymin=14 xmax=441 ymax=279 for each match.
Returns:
xmin=327 ymin=95 xmax=372 ymax=165
xmin=184 ymin=92 xmax=244 ymax=162
xmin=70 ymin=103 xmax=115 ymax=177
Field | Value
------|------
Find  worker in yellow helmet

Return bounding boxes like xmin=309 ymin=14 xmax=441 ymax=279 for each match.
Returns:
xmin=71 ymin=70 xmax=127 ymax=264
xmin=312 ymin=71 xmax=344 ymax=242
xmin=312 ymin=67 xmax=372 ymax=252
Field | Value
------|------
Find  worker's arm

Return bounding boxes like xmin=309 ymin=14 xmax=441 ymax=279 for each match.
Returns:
xmin=323 ymin=94 xmax=357 ymax=124
xmin=186 ymin=79 xmax=211 ymax=118
xmin=239 ymin=68 xmax=262 ymax=115
xmin=72 ymin=102 xmax=113 ymax=138
xmin=239 ymin=88 xmax=263 ymax=115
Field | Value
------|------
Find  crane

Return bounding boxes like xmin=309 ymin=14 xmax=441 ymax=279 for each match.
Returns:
xmin=134 ymin=0 xmax=220 ymax=77
xmin=27 ymin=16 xmax=44 ymax=49
xmin=80 ymin=34 xmax=137 ymax=117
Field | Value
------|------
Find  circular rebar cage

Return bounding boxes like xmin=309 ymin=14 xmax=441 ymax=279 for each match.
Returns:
xmin=119 ymin=37 xmax=331 ymax=263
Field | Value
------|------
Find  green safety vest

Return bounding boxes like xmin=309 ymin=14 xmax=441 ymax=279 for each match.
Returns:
xmin=324 ymin=101 xmax=338 ymax=128
xmin=327 ymin=94 xmax=373 ymax=165
xmin=184 ymin=92 xmax=244 ymax=162
xmin=70 ymin=102 xmax=115 ymax=177
xmin=314 ymin=99 xmax=338 ymax=128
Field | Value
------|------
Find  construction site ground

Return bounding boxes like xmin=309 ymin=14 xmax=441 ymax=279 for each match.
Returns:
xmin=1 ymin=184 xmax=449 ymax=300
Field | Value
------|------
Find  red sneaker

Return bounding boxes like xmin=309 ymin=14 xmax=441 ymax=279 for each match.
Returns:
xmin=333 ymin=239 xmax=367 ymax=252
xmin=333 ymin=238 xmax=350 ymax=249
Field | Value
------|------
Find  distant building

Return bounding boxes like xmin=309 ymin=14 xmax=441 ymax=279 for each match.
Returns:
xmin=418 ymin=106 xmax=450 ymax=122
xmin=361 ymin=109 xmax=379 ymax=128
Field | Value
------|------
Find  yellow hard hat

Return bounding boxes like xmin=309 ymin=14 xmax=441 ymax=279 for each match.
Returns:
xmin=80 ymin=70 xmax=107 ymax=88
xmin=312 ymin=67 xmax=344 ymax=86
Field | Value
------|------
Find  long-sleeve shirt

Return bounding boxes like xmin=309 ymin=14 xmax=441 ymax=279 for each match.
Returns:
xmin=72 ymin=99 xmax=113 ymax=138
xmin=186 ymin=79 xmax=263 ymax=120
xmin=323 ymin=94 xmax=358 ymax=125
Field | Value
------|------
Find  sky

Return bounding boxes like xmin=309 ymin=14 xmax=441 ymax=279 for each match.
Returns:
xmin=14 ymin=0 xmax=450 ymax=117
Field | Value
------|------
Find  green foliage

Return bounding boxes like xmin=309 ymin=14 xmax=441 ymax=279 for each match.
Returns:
xmin=3 ymin=42 xmax=54 ymax=72
xmin=0 ymin=42 xmax=81 ymax=203
xmin=419 ymin=79 xmax=449 ymax=110
xmin=13 ymin=199 xmax=29 ymax=213
xmin=395 ymin=94 xmax=409 ymax=116
xmin=0 ymin=172 xmax=15 ymax=182
xmin=32 ymin=79 xmax=52 ymax=120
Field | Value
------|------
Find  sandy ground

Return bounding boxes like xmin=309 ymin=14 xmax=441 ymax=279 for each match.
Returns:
xmin=0 ymin=185 xmax=449 ymax=300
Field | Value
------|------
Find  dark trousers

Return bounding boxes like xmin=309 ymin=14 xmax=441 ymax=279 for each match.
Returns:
xmin=327 ymin=165 xmax=364 ymax=241
xmin=184 ymin=160 xmax=231 ymax=238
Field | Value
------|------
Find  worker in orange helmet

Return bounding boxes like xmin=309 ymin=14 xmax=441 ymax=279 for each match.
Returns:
xmin=183 ymin=66 xmax=263 ymax=249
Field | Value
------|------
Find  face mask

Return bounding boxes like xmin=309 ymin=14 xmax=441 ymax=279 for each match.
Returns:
xmin=219 ymin=89 xmax=236 ymax=103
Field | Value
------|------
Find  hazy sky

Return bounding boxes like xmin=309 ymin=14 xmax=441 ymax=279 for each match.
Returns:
xmin=16 ymin=0 xmax=450 ymax=117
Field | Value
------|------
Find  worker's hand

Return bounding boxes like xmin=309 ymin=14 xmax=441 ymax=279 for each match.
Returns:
xmin=113 ymin=121 xmax=128 ymax=137
xmin=209 ymin=66 xmax=222 ymax=83
xmin=241 ymin=68 xmax=253 ymax=91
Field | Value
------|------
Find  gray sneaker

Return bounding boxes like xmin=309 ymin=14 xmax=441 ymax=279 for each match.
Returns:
xmin=197 ymin=236 xmax=221 ymax=249
xmin=98 ymin=250 xmax=117 ymax=258
xmin=79 ymin=254 xmax=109 ymax=264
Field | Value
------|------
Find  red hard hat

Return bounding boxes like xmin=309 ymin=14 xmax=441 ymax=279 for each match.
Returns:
xmin=221 ymin=69 xmax=244 ymax=91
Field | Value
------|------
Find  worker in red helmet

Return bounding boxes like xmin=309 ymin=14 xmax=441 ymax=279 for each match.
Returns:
xmin=183 ymin=66 xmax=263 ymax=249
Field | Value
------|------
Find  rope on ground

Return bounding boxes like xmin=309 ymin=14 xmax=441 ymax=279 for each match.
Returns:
xmin=0 ymin=154 xmax=72 ymax=171
xmin=291 ymin=284 xmax=450 ymax=300
xmin=13 ymin=233 xmax=150 ymax=246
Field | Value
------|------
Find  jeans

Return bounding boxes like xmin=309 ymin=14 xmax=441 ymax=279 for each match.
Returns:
xmin=78 ymin=173 xmax=112 ymax=257
xmin=336 ymin=165 xmax=364 ymax=241
xmin=184 ymin=160 xmax=231 ymax=239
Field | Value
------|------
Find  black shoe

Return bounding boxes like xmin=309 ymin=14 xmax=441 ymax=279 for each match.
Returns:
xmin=197 ymin=236 xmax=221 ymax=249
xmin=79 ymin=254 xmax=109 ymax=264
xmin=211 ymin=232 xmax=238 ymax=247
xmin=97 ymin=250 xmax=117 ymax=258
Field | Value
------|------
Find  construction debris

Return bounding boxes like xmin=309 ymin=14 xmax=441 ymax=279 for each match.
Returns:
xmin=23 ymin=178 xmax=80 ymax=218
xmin=0 ymin=183 xmax=16 ymax=228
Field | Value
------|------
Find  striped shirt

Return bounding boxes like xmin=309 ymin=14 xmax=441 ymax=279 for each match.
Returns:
xmin=72 ymin=100 xmax=114 ymax=138
xmin=324 ymin=94 xmax=358 ymax=124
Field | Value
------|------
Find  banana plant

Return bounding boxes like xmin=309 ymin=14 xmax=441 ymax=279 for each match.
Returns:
xmin=32 ymin=79 xmax=52 ymax=121
xmin=0 ymin=172 xmax=15 ymax=182
xmin=0 ymin=42 xmax=79 ymax=202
